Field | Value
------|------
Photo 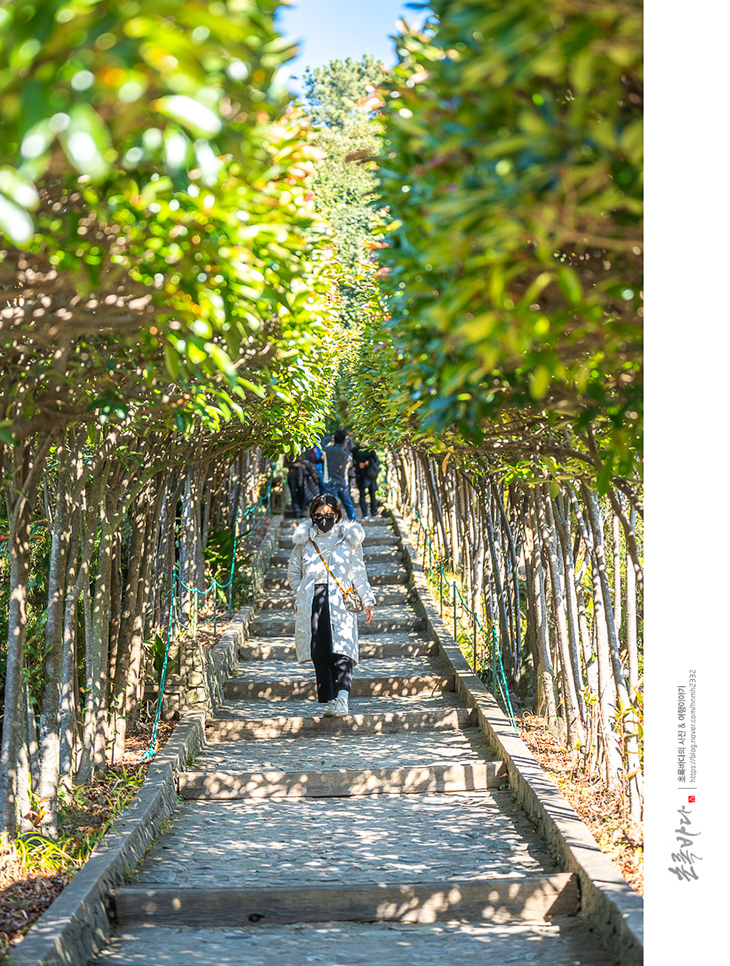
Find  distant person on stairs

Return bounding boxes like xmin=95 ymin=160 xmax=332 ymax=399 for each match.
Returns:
xmin=287 ymin=494 xmax=375 ymax=717
xmin=284 ymin=452 xmax=320 ymax=517
xmin=352 ymin=441 xmax=380 ymax=518
xmin=322 ymin=429 xmax=357 ymax=522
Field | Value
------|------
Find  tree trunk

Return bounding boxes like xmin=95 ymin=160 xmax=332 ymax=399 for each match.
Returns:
xmin=132 ymin=478 xmax=167 ymax=713
xmin=0 ymin=434 xmax=54 ymax=843
xmin=482 ymin=485 xmax=513 ymax=680
xmin=16 ymin=680 xmax=37 ymax=834
xmin=76 ymin=467 xmax=120 ymax=783
xmin=612 ymin=506 xmax=622 ymax=642
xmin=179 ymin=464 xmax=203 ymax=625
xmin=521 ymin=524 xmax=540 ymax=705
xmin=625 ymin=506 xmax=639 ymax=696
xmin=153 ymin=473 xmax=185 ymax=632
xmin=37 ymin=433 xmax=72 ymax=836
xmin=422 ymin=454 xmax=449 ymax=562
xmin=107 ymin=531 xmax=124 ymax=689
xmin=608 ymin=487 xmax=644 ymax=598
xmin=59 ymin=505 xmax=82 ymax=794
xmin=582 ymin=486 xmax=643 ymax=818
xmin=551 ymin=490 xmax=587 ymax=724
xmin=110 ymin=492 xmax=149 ymax=761
xmin=493 ymin=484 xmax=522 ymax=669
xmin=525 ymin=490 xmax=557 ymax=723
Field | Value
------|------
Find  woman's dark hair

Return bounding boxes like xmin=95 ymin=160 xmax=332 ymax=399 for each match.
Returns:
xmin=309 ymin=494 xmax=342 ymax=521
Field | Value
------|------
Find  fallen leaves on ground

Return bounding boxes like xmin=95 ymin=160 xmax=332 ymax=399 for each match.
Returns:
xmin=0 ymin=720 xmax=175 ymax=957
xmin=517 ymin=712 xmax=643 ymax=894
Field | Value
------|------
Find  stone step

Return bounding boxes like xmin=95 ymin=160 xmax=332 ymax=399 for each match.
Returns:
xmin=130 ymin=790 xmax=563 ymax=890
xmin=224 ymin=655 xmax=454 ymax=700
xmin=195 ymin=727 xmax=495 ymax=773
xmin=256 ymin=587 xmax=411 ymax=610
xmin=249 ymin=605 xmax=426 ymax=638
xmin=95 ymin=918 xmax=619 ymax=966
xmin=178 ymin=760 xmax=506 ymax=800
xmin=240 ymin=633 xmax=435 ymax=662
xmin=223 ymin=671 xmax=454 ymax=701
xmin=205 ymin=704 xmax=476 ymax=741
xmin=264 ymin=561 xmax=407 ymax=589
xmin=210 ymin=691 xmax=472 ymax=721
xmin=114 ymin=872 xmax=579 ymax=926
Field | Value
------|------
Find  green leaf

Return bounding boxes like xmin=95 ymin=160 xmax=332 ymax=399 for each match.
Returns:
xmin=164 ymin=343 xmax=180 ymax=379
xmin=556 ymin=266 xmax=583 ymax=305
xmin=0 ymin=191 xmax=34 ymax=245
xmin=154 ymin=96 xmax=223 ymax=138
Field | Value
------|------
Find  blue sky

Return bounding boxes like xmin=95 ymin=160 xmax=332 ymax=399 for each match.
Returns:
xmin=275 ymin=0 xmax=430 ymax=91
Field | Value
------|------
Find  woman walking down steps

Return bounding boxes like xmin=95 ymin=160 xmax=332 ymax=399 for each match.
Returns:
xmin=287 ymin=494 xmax=375 ymax=716
xmin=78 ymin=510 xmax=631 ymax=966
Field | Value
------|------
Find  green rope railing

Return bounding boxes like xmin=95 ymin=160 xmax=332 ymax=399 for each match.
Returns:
xmin=401 ymin=499 xmax=519 ymax=733
xmin=142 ymin=473 xmax=274 ymax=759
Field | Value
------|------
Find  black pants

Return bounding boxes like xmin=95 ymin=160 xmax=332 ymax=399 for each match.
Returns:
xmin=288 ymin=476 xmax=305 ymax=515
xmin=311 ymin=584 xmax=353 ymax=703
xmin=357 ymin=477 xmax=378 ymax=517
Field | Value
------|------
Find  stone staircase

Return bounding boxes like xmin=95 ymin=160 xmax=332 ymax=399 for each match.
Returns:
xmin=98 ymin=515 xmax=620 ymax=965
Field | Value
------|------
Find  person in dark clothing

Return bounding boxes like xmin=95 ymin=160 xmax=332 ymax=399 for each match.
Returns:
xmin=353 ymin=443 xmax=380 ymax=518
xmin=285 ymin=452 xmax=319 ymax=517
xmin=322 ymin=429 xmax=357 ymax=521
xmin=303 ymin=444 xmax=325 ymax=493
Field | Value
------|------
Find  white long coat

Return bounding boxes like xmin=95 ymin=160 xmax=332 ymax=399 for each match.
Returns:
xmin=287 ymin=521 xmax=375 ymax=665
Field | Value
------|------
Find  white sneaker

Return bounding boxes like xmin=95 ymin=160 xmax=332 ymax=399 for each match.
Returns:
xmin=322 ymin=700 xmax=336 ymax=717
xmin=332 ymin=696 xmax=349 ymax=717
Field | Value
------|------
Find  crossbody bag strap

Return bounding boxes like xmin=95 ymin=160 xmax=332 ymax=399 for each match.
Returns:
xmin=310 ymin=539 xmax=350 ymax=598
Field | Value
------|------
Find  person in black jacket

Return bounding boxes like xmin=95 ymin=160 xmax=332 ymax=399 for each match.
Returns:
xmin=352 ymin=442 xmax=380 ymax=519
xmin=303 ymin=443 xmax=325 ymax=494
xmin=285 ymin=452 xmax=319 ymax=517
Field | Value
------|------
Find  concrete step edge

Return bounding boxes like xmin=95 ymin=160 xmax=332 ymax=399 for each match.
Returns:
xmin=249 ymin=622 xmax=427 ymax=638
xmin=205 ymin=707 xmax=477 ymax=740
xmin=223 ymin=675 xmax=455 ymax=699
xmin=113 ymin=872 xmax=580 ymax=925
xmin=238 ymin=643 xmax=436 ymax=660
xmin=178 ymin=760 xmax=507 ymax=799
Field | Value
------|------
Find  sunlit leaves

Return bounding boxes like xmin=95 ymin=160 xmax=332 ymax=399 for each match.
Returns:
xmin=0 ymin=1 xmax=343 ymax=454
xmin=154 ymin=95 xmax=223 ymax=139
xmin=0 ymin=0 xmax=291 ymax=240
xmin=355 ymin=0 xmax=643 ymax=483
xmin=0 ymin=190 xmax=34 ymax=245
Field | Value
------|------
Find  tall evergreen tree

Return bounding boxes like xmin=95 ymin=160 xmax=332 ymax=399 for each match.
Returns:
xmin=301 ymin=57 xmax=386 ymax=327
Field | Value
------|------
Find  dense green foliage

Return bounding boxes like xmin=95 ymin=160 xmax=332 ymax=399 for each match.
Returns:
xmin=0 ymin=0 xmax=644 ymax=847
xmin=0 ymin=0 xmax=340 ymax=449
xmin=349 ymin=0 xmax=643 ymax=488
xmin=0 ymin=0 xmax=348 ymax=846
xmin=303 ymin=55 xmax=386 ymax=133
xmin=301 ymin=56 xmax=386 ymax=331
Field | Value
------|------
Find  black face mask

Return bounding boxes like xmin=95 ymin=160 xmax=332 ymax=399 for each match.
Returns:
xmin=314 ymin=515 xmax=336 ymax=533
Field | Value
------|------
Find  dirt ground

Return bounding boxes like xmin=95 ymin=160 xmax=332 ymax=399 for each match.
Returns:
xmin=516 ymin=711 xmax=643 ymax=894
xmin=0 ymin=720 xmax=175 ymax=957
